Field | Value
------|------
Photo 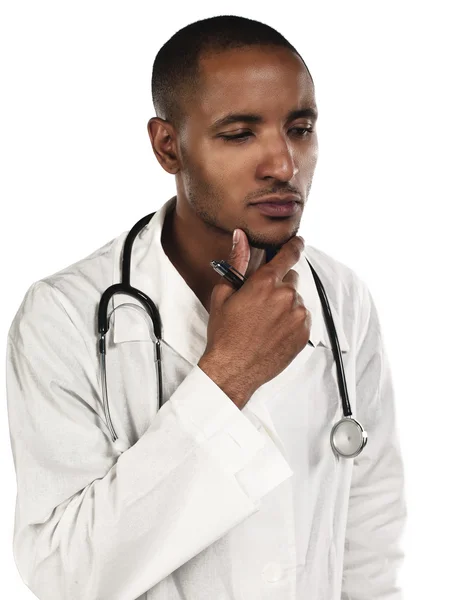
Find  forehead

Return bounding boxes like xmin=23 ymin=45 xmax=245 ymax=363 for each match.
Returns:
xmin=193 ymin=46 xmax=315 ymax=123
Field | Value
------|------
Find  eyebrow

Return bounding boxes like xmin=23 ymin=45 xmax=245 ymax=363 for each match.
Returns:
xmin=208 ymin=107 xmax=319 ymax=132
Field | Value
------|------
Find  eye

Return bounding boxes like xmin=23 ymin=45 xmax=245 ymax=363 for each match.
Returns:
xmin=220 ymin=127 xmax=314 ymax=143
xmin=291 ymin=127 xmax=314 ymax=138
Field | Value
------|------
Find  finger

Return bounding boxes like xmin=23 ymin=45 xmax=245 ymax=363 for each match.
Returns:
xmin=260 ymin=235 xmax=304 ymax=283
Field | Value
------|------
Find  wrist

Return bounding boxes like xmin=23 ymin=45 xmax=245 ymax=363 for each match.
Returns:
xmin=198 ymin=352 xmax=252 ymax=410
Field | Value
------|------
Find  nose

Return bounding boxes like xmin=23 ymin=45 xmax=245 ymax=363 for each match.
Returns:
xmin=256 ymin=136 xmax=299 ymax=181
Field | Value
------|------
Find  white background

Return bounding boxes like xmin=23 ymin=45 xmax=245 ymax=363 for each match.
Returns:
xmin=1 ymin=1 xmax=448 ymax=597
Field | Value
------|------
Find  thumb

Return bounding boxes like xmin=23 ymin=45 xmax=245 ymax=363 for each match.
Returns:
xmin=229 ymin=228 xmax=251 ymax=276
xmin=211 ymin=228 xmax=251 ymax=307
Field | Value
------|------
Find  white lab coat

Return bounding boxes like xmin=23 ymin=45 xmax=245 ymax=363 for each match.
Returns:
xmin=6 ymin=195 xmax=407 ymax=600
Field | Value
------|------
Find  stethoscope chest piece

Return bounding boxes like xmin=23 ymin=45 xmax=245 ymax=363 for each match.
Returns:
xmin=330 ymin=417 xmax=367 ymax=459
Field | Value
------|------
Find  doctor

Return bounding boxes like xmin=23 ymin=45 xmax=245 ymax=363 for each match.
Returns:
xmin=6 ymin=14 xmax=407 ymax=600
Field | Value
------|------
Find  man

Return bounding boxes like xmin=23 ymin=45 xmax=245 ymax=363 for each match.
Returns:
xmin=6 ymin=14 xmax=407 ymax=600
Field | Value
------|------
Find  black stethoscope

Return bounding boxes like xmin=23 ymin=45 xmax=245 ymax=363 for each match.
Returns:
xmin=98 ymin=212 xmax=367 ymax=459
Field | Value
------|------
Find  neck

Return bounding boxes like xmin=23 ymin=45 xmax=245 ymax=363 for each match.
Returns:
xmin=161 ymin=200 xmax=266 ymax=313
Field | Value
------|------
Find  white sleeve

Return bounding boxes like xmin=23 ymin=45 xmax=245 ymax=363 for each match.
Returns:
xmin=341 ymin=280 xmax=408 ymax=600
xmin=6 ymin=281 xmax=293 ymax=600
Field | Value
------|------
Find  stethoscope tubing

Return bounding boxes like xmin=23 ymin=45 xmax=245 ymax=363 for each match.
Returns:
xmin=97 ymin=212 xmax=367 ymax=457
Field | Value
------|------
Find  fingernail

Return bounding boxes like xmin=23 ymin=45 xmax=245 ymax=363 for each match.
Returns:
xmin=232 ymin=229 xmax=239 ymax=248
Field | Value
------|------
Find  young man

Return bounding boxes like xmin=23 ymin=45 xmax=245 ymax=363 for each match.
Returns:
xmin=6 ymin=15 xmax=407 ymax=600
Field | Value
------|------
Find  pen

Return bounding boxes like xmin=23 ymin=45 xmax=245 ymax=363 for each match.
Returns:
xmin=210 ymin=260 xmax=247 ymax=289
xmin=210 ymin=247 xmax=280 ymax=289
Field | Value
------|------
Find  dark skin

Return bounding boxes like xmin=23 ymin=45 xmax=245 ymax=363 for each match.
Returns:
xmin=147 ymin=45 xmax=319 ymax=313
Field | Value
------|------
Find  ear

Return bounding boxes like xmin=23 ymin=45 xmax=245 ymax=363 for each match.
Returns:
xmin=147 ymin=117 xmax=180 ymax=174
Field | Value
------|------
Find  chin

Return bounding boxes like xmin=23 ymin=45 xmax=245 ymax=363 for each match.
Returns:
xmin=249 ymin=227 xmax=301 ymax=251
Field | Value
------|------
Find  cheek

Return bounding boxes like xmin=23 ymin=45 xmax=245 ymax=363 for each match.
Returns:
xmin=200 ymin=142 xmax=251 ymax=182
xmin=296 ymin=141 xmax=318 ymax=173
xmin=306 ymin=137 xmax=319 ymax=167
xmin=179 ymin=145 xmax=210 ymax=186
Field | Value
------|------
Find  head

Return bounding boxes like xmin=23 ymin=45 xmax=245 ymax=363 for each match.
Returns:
xmin=148 ymin=15 xmax=318 ymax=254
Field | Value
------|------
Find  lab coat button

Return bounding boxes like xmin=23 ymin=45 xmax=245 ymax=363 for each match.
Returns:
xmin=262 ymin=562 xmax=283 ymax=582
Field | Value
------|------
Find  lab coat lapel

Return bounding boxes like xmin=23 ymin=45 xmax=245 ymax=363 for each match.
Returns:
xmin=111 ymin=196 xmax=208 ymax=367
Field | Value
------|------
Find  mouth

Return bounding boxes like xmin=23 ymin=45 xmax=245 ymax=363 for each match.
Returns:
xmin=250 ymin=194 xmax=301 ymax=205
xmin=250 ymin=200 xmax=301 ymax=217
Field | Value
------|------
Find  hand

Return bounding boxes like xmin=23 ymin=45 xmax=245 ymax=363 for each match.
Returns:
xmin=198 ymin=229 xmax=311 ymax=409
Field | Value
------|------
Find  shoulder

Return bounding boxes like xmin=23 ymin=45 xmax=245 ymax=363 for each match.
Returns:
xmin=8 ymin=231 xmax=127 ymax=346
xmin=43 ymin=232 xmax=125 ymax=296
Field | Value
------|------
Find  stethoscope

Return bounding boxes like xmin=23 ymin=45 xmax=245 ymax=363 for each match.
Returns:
xmin=98 ymin=212 xmax=367 ymax=459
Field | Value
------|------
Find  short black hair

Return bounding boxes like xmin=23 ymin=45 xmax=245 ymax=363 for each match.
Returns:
xmin=151 ymin=15 xmax=314 ymax=131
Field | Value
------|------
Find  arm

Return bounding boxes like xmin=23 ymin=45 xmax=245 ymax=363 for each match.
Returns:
xmin=6 ymin=281 xmax=293 ymax=600
xmin=341 ymin=280 xmax=407 ymax=599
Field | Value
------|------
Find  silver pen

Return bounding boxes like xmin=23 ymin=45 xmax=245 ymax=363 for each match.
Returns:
xmin=210 ymin=247 xmax=280 ymax=289
xmin=210 ymin=260 xmax=247 ymax=289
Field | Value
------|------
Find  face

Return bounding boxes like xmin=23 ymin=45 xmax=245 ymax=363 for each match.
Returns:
xmin=151 ymin=45 xmax=318 ymax=252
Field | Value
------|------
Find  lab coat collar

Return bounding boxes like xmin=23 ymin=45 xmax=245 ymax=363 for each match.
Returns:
xmin=111 ymin=196 xmax=349 ymax=366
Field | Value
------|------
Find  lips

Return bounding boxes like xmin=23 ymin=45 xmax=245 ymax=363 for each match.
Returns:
xmin=252 ymin=201 xmax=300 ymax=217
xmin=251 ymin=194 xmax=300 ymax=205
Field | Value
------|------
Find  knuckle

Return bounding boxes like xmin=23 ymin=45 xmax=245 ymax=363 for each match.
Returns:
xmin=298 ymin=305 xmax=311 ymax=324
xmin=289 ymin=269 xmax=299 ymax=284
xmin=292 ymin=299 xmax=306 ymax=315
xmin=278 ymin=285 xmax=298 ymax=307
xmin=262 ymin=269 xmax=278 ymax=288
